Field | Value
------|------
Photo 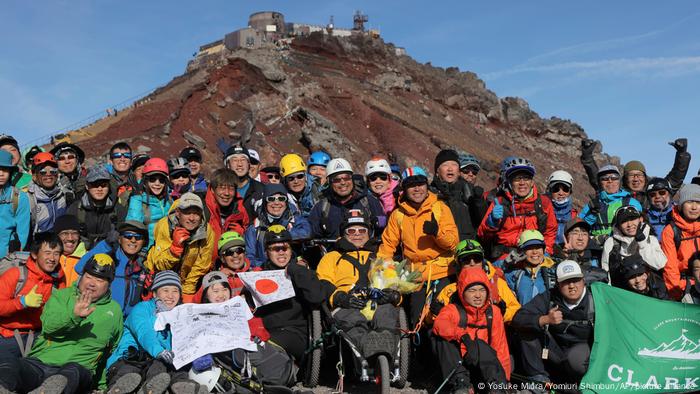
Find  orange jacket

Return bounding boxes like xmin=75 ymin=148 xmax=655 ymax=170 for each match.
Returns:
xmin=0 ymin=257 xmax=66 ymax=337
xmin=432 ymin=268 xmax=511 ymax=379
xmin=661 ymin=207 xmax=700 ymax=300
xmin=378 ymin=192 xmax=458 ymax=281
xmin=477 ymin=186 xmax=558 ymax=256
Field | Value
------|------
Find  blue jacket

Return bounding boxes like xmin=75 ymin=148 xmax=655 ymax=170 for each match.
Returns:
xmin=551 ymin=198 xmax=575 ymax=245
xmin=106 ymin=298 xmax=171 ymax=369
xmin=495 ymin=258 xmax=557 ymax=306
xmin=647 ymin=203 xmax=674 ymax=237
xmin=308 ymin=190 xmax=386 ymax=239
xmin=578 ymin=190 xmax=642 ymax=237
xmin=125 ymin=193 xmax=172 ymax=248
xmin=0 ymin=186 xmax=30 ymax=258
xmin=192 ymin=174 xmax=208 ymax=193
xmin=75 ymin=239 xmax=147 ymax=317
xmin=244 ymin=204 xmax=311 ymax=267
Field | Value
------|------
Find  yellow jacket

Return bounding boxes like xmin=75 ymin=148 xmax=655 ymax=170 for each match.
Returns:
xmin=378 ymin=192 xmax=458 ymax=281
xmin=146 ymin=201 xmax=215 ymax=294
xmin=60 ymin=242 xmax=87 ymax=287
xmin=317 ymin=245 xmax=374 ymax=307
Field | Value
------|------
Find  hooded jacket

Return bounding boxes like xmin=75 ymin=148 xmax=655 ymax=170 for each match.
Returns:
xmin=601 ymin=223 xmax=667 ymax=276
xmin=498 ymin=257 xmax=557 ymax=306
xmin=0 ymin=257 xmax=66 ymax=337
xmin=578 ymin=189 xmax=643 ymax=238
xmin=60 ymin=242 xmax=87 ymax=287
xmin=432 ymin=269 xmax=511 ymax=380
xmin=378 ymin=192 xmax=458 ymax=281
xmin=125 ymin=192 xmax=172 ymax=249
xmin=0 ymin=185 xmax=30 ymax=258
xmin=661 ymin=207 xmax=700 ymax=300
xmin=308 ymin=187 xmax=386 ymax=239
xmin=67 ymin=191 xmax=118 ymax=250
xmin=146 ymin=200 xmax=216 ymax=295
xmin=372 ymin=178 xmax=399 ymax=216
xmin=29 ymin=285 xmax=123 ymax=389
xmin=203 ymin=187 xmax=249 ymax=256
xmin=317 ymin=238 xmax=380 ymax=307
xmin=27 ymin=181 xmax=67 ymax=234
xmin=431 ymin=177 xmax=486 ymax=241
xmin=647 ymin=202 xmax=674 ymax=237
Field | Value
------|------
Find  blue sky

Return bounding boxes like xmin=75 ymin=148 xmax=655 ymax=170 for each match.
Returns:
xmin=1 ymin=1 xmax=698 ymax=180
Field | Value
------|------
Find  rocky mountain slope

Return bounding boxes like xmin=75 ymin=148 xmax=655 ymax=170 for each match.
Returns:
xmin=71 ymin=32 xmax=617 ymax=202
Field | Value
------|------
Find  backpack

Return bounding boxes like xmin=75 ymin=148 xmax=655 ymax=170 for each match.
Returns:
xmin=668 ymin=220 xmax=700 ymax=251
xmin=0 ymin=186 xmax=20 ymax=216
xmin=454 ymin=301 xmax=493 ymax=344
xmin=232 ymin=340 xmax=298 ymax=387
xmin=0 ymin=251 xmax=32 ymax=297
xmin=513 ymin=265 xmax=556 ymax=297
xmin=336 ymin=251 xmax=376 ymax=290
xmin=497 ymin=195 xmax=548 ymax=236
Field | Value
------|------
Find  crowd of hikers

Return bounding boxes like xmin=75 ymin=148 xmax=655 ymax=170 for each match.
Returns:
xmin=0 ymin=132 xmax=697 ymax=394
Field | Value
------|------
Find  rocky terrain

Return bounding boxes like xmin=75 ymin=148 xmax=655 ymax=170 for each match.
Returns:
xmin=69 ymin=32 xmax=617 ymax=203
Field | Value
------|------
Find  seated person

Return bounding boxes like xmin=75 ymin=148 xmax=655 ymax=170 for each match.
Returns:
xmin=553 ymin=218 xmax=607 ymax=284
xmin=0 ymin=254 xmax=122 ymax=393
xmin=432 ymin=269 xmax=510 ymax=394
xmin=682 ymin=252 xmax=700 ymax=304
xmin=619 ymin=255 xmax=670 ymax=300
xmin=511 ymin=261 xmax=594 ymax=385
xmin=601 ymin=205 xmax=666 ymax=287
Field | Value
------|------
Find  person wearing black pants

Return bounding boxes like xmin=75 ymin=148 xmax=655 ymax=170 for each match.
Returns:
xmin=0 ymin=355 xmax=92 ymax=394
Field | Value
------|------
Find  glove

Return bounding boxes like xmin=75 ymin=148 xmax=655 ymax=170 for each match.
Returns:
xmin=247 ymin=316 xmax=270 ymax=342
xmin=192 ymin=354 xmax=214 ymax=372
xmin=333 ymin=291 xmax=367 ymax=309
xmin=169 ymin=227 xmax=191 ymax=257
xmin=581 ymin=138 xmax=598 ymax=156
xmin=669 ymin=138 xmax=687 ymax=153
xmin=422 ymin=213 xmax=439 ymax=236
xmin=635 ymin=223 xmax=648 ymax=242
xmin=502 ymin=249 xmax=525 ymax=268
xmin=157 ymin=350 xmax=175 ymax=365
xmin=21 ymin=285 xmax=43 ymax=308
xmin=486 ymin=200 xmax=504 ymax=227
xmin=377 ymin=289 xmax=401 ymax=306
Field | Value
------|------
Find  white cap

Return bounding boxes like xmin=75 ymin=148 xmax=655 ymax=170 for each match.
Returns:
xmin=248 ymin=149 xmax=260 ymax=164
xmin=556 ymin=260 xmax=584 ymax=283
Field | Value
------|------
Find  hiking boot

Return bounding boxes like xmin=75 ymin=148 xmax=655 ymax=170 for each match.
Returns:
xmin=28 ymin=374 xmax=68 ymax=394
xmin=0 ymin=384 xmax=16 ymax=394
xmin=169 ymin=381 xmax=197 ymax=394
xmin=137 ymin=372 xmax=170 ymax=394
xmin=108 ymin=372 xmax=142 ymax=394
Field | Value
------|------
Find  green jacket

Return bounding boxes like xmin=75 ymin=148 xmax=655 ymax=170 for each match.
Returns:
xmin=29 ymin=286 xmax=123 ymax=389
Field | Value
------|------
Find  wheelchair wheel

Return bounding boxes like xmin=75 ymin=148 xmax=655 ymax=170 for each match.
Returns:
xmin=303 ymin=309 xmax=323 ymax=388
xmin=376 ymin=354 xmax=390 ymax=394
xmin=394 ymin=307 xmax=410 ymax=388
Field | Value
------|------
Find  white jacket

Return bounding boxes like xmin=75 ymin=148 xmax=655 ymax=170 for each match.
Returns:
xmin=601 ymin=223 xmax=667 ymax=272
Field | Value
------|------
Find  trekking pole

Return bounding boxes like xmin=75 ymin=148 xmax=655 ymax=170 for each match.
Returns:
xmin=433 ymin=362 xmax=461 ymax=394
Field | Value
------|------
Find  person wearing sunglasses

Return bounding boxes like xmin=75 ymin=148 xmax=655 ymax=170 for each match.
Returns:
xmin=458 ymin=152 xmax=481 ymax=186
xmin=107 ymin=142 xmax=134 ymax=196
xmin=179 ymin=146 xmax=208 ymax=193
xmin=364 ymin=157 xmax=398 ymax=216
xmin=244 ymin=183 xmax=310 ymax=267
xmin=49 ymin=142 xmax=86 ymax=205
xmin=0 ymin=149 xmax=29 ymax=258
xmin=125 ymin=158 xmax=173 ymax=248
xmin=66 ymin=165 xmax=118 ymax=249
xmin=167 ymin=157 xmax=192 ymax=200
xmin=27 ymin=152 xmax=67 ymax=235
xmin=147 ymin=193 xmax=215 ymax=302
xmin=279 ymin=153 xmax=320 ymax=218
xmin=645 ymin=177 xmax=675 ymax=236
xmin=260 ymin=166 xmax=281 ymax=185
xmin=223 ymin=145 xmax=264 ymax=220
xmin=546 ymin=170 xmax=577 ymax=246
xmin=75 ymin=220 xmax=149 ymax=317
xmin=601 ymin=205 xmax=666 ymax=288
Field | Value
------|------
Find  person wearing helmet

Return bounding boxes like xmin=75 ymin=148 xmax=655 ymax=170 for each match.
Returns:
xmin=0 ymin=150 xmax=30 ymax=257
xmin=179 ymin=146 xmax=207 ymax=193
xmin=546 ymin=170 xmax=577 ymax=245
xmin=478 ymin=157 xmax=558 ymax=260
xmin=601 ymin=205 xmax=666 ymax=288
xmin=661 ymin=184 xmax=700 ymax=300
xmin=432 ymin=149 xmax=486 ymax=242
xmin=125 ymin=158 xmax=173 ymax=248
xmin=147 ymin=193 xmax=216 ymax=301
xmin=224 ymin=145 xmax=264 ymax=220
xmin=618 ymin=255 xmax=670 ymax=300
xmin=308 ymin=158 xmax=386 ymax=239
xmin=307 ymin=150 xmax=331 ymax=185
xmin=578 ymin=164 xmax=643 ymax=240
xmin=365 ymin=157 xmax=399 ymax=215
xmin=50 ymin=142 xmax=86 ymax=205
xmin=279 ymin=153 xmax=320 ymax=217
xmin=168 ymin=157 xmax=192 ymax=199
xmin=129 ymin=153 xmax=150 ymax=184
xmin=458 ymin=152 xmax=481 ymax=185
xmin=75 ymin=220 xmax=149 ymax=317
xmin=67 ymin=164 xmax=118 ymax=249
xmin=27 ymin=152 xmax=67 ymax=236
xmin=378 ymin=166 xmax=458 ymax=325
xmin=645 ymin=177 xmax=675 ymax=236
xmin=244 ymin=183 xmax=310 ymax=267
xmin=107 ymin=142 xmax=134 ymax=196
xmin=0 ymin=254 xmax=122 ymax=393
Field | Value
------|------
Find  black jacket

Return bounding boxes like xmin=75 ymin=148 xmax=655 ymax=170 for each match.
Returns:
xmin=67 ymin=191 xmax=118 ymax=249
xmin=430 ymin=177 xmax=486 ymax=241
xmin=626 ymin=271 xmax=670 ymax=301
xmin=241 ymin=178 xmax=265 ymax=221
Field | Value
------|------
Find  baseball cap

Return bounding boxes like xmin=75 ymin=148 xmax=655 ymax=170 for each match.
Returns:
xmin=177 ymin=193 xmax=204 ymax=211
xmin=248 ymin=149 xmax=260 ymax=165
xmin=556 ymin=260 xmax=584 ymax=283
xmin=85 ymin=165 xmax=111 ymax=183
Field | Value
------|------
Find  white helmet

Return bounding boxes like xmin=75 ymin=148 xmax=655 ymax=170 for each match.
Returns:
xmin=547 ymin=170 xmax=573 ymax=188
xmin=188 ymin=366 xmax=223 ymax=392
xmin=326 ymin=158 xmax=353 ymax=178
xmin=364 ymin=158 xmax=391 ymax=176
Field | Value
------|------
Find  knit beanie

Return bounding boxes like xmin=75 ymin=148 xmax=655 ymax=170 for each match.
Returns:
xmin=151 ymin=270 xmax=182 ymax=292
xmin=53 ymin=215 xmax=80 ymax=234
xmin=678 ymin=183 xmax=700 ymax=206
xmin=624 ymin=160 xmax=646 ymax=175
xmin=434 ymin=149 xmax=460 ymax=172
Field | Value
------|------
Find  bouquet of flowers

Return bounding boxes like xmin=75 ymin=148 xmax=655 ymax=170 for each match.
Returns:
xmin=359 ymin=258 xmax=422 ymax=320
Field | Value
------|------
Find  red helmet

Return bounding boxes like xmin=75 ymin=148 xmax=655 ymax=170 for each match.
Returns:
xmin=32 ymin=152 xmax=57 ymax=168
xmin=142 ymin=158 xmax=169 ymax=176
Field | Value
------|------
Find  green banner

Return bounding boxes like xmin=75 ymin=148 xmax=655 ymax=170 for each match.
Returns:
xmin=581 ymin=283 xmax=700 ymax=393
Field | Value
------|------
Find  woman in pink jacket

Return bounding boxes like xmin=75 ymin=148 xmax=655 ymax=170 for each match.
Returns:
xmin=365 ymin=157 xmax=399 ymax=216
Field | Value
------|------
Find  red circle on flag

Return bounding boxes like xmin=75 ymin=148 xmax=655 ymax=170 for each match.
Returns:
xmin=255 ymin=279 xmax=279 ymax=294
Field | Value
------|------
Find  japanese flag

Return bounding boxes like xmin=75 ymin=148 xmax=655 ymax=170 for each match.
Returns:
xmin=238 ymin=270 xmax=296 ymax=308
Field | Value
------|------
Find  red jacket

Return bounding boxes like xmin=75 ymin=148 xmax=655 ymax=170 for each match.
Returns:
xmin=0 ymin=257 xmax=66 ymax=337
xmin=661 ymin=207 xmax=700 ymax=300
xmin=433 ymin=268 xmax=511 ymax=379
xmin=205 ymin=188 xmax=250 ymax=260
xmin=478 ymin=185 xmax=558 ymax=256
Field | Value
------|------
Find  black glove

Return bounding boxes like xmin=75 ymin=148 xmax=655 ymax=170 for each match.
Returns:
xmin=377 ymin=289 xmax=401 ymax=306
xmin=588 ymin=194 xmax=601 ymax=215
xmin=669 ymin=138 xmax=688 ymax=153
xmin=635 ymin=223 xmax=647 ymax=242
xmin=333 ymin=291 xmax=367 ymax=309
xmin=423 ymin=213 xmax=439 ymax=236
xmin=581 ymin=138 xmax=598 ymax=156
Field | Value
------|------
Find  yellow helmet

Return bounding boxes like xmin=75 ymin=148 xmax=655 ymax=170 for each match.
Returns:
xmin=279 ymin=154 xmax=306 ymax=177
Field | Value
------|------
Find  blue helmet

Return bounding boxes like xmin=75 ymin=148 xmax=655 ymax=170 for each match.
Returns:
xmin=401 ymin=166 xmax=429 ymax=187
xmin=307 ymin=151 xmax=331 ymax=167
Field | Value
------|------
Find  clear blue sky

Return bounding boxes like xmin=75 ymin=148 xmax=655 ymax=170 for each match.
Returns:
xmin=2 ymin=1 xmax=698 ymax=180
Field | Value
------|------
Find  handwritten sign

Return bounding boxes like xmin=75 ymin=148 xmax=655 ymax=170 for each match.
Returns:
xmin=237 ymin=270 xmax=296 ymax=308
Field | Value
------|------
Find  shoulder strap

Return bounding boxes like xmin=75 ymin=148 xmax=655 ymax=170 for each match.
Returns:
xmin=142 ymin=195 xmax=152 ymax=226
xmin=11 ymin=187 xmax=19 ymax=216
xmin=342 ymin=252 xmax=373 ymax=289
xmin=14 ymin=264 xmax=28 ymax=298
xmin=485 ymin=305 xmax=493 ymax=344
xmin=455 ymin=301 xmax=468 ymax=328
xmin=514 ymin=270 xmax=525 ymax=295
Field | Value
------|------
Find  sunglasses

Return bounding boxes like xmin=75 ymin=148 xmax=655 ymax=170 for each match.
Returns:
xmin=457 ymin=254 xmax=483 ymax=265
xmin=111 ymin=152 xmax=132 ymax=159
xmin=460 ymin=168 xmax=479 ymax=175
xmin=88 ymin=181 xmax=109 ymax=189
xmin=267 ymin=173 xmax=280 ymax=180
xmin=367 ymin=173 xmax=389 ymax=182
xmin=269 ymin=245 xmax=289 ymax=252
xmin=223 ymin=247 xmax=245 ymax=256
xmin=171 ymin=173 xmax=189 ymax=180
xmin=285 ymin=173 xmax=305 ymax=182
xmin=649 ymin=190 xmax=668 ymax=197
xmin=120 ymin=232 xmax=144 ymax=241
xmin=58 ymin=154 xmax=76 ymax=161
xmin=331 ymin=175 xmax=352 ymax=184
xmin=147 ymin=175 xmax=167 ymax=184
xmin=345 ymin=227 xmax=368 ymax=235
xmin=38 ymin=168 xmax=58 ymax=176
xmin=600 ymin=175 xmax=620 ymax=182
xmin=265 ymin=195 xmax=288 ymax=203
xmin=550 ymin=184 xmax=571 ymax=193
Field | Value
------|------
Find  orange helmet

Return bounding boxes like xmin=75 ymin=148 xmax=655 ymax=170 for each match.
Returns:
xmin=142 ymin=158 xmax=169 ymax=176
xmin=32 ymin=152 xmax=57 ymax=168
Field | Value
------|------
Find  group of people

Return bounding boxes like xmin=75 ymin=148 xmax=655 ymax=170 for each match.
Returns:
xmin=0 ymin=132 xmax=697 ymax=394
